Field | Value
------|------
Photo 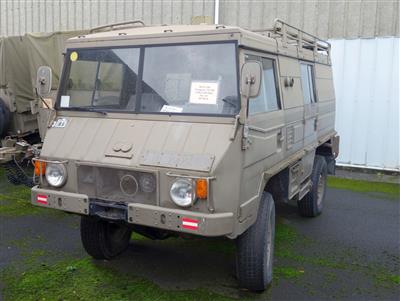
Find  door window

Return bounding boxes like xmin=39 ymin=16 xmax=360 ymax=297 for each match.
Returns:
xmin=300 ymin=63 xmax=316 ymax=104
xmin=246 ymin=55 xmax=280 ymax=115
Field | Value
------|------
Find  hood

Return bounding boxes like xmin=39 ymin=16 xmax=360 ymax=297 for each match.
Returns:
xmin=41 ymin=116 xmax=234 ymax=173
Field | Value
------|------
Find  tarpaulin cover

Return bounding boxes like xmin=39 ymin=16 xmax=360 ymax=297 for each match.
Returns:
xmin=0 ymin=30 xmax=88 ymax=113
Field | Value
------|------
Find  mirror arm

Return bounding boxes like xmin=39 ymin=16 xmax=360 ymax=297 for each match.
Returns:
xmin=239 ymin=77 xmax=252 ymax=124
xmin=35 ymin=87 xmax=51 ymax=109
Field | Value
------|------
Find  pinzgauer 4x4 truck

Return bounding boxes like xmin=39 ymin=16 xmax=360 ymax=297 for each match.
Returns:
xmin=31 ymin=19 xmax=339 ymax=291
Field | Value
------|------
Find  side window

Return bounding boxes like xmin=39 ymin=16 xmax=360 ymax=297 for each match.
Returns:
xmin=300 ymin=63 xmax=316 ymax=104
xmin=246 ymin=54 xmax=280 ymax=115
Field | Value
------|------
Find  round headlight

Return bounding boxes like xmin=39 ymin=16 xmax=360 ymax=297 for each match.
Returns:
xmin=170 ymin=178 xmax=195 ymax=207
xmin=139 ymin=174 xmax=156 ymax=193
xmin=45 ymin=163 xmax=67 ymax=187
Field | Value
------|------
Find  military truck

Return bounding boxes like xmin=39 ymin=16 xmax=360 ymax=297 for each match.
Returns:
xmin=0 ymin=31 xmax=87 ymax=169
xmin=31 ymin=19 xmax=339 ymax=291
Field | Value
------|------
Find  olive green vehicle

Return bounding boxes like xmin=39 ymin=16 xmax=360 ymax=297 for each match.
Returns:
xmin=31 ymin=19 xmax=339 ymax=291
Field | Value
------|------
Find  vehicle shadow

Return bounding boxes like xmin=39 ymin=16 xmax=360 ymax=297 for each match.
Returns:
xmin=89 ymin=204 xmax=307 ymax=299
xmin=96 ymin=236 xmax=270 ymax=300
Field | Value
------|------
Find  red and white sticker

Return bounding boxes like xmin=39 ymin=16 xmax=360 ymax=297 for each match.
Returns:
xmin=182 ymin=218 xmax=199 ymax=230
xmin=36 ymin=194 xmax=48 ymax=205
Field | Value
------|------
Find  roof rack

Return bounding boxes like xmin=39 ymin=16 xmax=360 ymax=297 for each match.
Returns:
xmin=253 ymin=18 xmax=331 ymax=61
xmin=90 ymin=20 xmax=145 ymax=33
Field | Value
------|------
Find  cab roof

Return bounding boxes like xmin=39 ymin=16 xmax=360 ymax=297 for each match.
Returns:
xmin=67 ymin=22 xmax=330 ymax=65
xmin=70 ymin=24 xmax=245 ymax=41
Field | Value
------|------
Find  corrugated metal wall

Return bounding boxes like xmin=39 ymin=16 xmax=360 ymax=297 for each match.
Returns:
xmin=0 ymin=0 xmax=215 ymax=36
xmin=219 ymin=0 xmax=399 ymax=39
xmin=331 ymin=38 xmax=399 ymax=171
xmin=0 ymin=0 xmax=399 ymax=39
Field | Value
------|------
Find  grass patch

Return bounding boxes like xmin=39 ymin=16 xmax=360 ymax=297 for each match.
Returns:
xmin=327 ymin=177 xmax=400 ymax=199
xmin=274 ymin=267 xmax=304 ymax=280
xmin=1 ymin=258 xmax=234 ymax=301
xmin=0 ymin=167 xmax=66 ymax=217
xmin=374 ymin=273 xmax=400 ymax=288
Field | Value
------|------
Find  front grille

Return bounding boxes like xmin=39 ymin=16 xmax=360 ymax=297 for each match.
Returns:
xmin=77 ymin=165 xmax=157 ymax=205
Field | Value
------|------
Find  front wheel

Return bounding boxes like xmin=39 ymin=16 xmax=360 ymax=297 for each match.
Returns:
xmin=236 ymin=192 xmax=275 ymax=291
xmin=80 ymin=216 xmax=132 ymax=260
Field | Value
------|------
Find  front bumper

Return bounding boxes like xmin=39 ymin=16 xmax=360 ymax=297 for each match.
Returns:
xmin=31 ymin=186 xmax=234 ymax=237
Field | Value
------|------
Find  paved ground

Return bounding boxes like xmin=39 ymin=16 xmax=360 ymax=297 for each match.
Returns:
xmin=0 ymin=178 xmax=399 ymax=300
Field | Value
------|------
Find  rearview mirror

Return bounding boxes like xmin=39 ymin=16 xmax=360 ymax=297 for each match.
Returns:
xmin=36 ymin=66 xmax=52 ymax=97
xmin=240 ymin=61 xmax=262 ymax=98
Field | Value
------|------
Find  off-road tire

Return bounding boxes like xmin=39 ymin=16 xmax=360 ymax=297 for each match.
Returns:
xmin=0 ymin=98 xmax=10 ymax=138
xmin=80 ymin=216 xmax=132 ymax=260
xmin=236 ymin=192 xmax=275 ymax=291
xmin=298 ymin=155 xmax=328 ymax=217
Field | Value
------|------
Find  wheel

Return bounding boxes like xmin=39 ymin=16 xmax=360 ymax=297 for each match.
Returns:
xmin=0 ymin=98 xmax=10 ymax=138
xmin=80 ymin=216 xmax=132 ymax=260
xmin=236 ymin=192 xmax=275 ymax=291
xmin=298 ymin=155 xmax=328 ymax=217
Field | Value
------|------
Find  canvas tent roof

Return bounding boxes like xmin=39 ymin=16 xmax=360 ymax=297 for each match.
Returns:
xmin=0 ymin=30 xmax=87 ymax=113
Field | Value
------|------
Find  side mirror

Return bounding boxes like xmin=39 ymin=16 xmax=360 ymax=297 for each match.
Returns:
xmin=240 ymin=61 xmax=262 ymax=98
xmin=36 ymin=66 xmax=52 ymax=97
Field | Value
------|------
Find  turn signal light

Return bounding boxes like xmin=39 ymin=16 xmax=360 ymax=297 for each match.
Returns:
xmin=196 ymin=179 xmax=208 ymax=199
xmin=34 ymin=161 xmax=46 ymax=176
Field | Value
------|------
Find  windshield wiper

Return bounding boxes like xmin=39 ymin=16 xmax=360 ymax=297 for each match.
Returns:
xmin=73 ymin=107 xmax=108 ymax=115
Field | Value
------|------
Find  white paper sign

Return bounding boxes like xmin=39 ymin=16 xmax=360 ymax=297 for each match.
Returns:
xmin=189 ymin=81 xmax=219 ymax=105
xmin=160 ymin=105 xmax=183 ymax=113
xmin=60 ymin=95 xmax=70 ymax=107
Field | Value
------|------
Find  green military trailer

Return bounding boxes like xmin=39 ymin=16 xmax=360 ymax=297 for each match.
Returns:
xmin=0 ymin=30 xmax=87 ymax=167
xmin=31 ymin=19 xmax=339 ymax=291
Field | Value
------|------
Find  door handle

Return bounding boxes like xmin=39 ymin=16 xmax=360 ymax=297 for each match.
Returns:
xmin=277 ymin=131 xmax=285 ymax=142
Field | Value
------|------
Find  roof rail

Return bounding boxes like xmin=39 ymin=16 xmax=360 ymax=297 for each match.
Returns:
xmin=271 ymin=18 xmax=331 ymax=58
xmin=90 ymin=20 xmax=145 ymax=33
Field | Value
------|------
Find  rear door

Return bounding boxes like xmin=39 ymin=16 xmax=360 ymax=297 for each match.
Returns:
xmin=300 ymin=62 xmax=318 ymax=148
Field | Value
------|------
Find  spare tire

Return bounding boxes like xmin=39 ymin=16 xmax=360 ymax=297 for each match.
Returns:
xmin=0 ymin=98 xmax=10 ymax=138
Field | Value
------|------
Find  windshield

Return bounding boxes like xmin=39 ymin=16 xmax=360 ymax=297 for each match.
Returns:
xmin=58 ymin=42 xmax=239 ymax=116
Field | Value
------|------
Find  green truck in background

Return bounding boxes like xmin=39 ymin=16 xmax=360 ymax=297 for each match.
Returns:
xmin=0 ymin=30 xmax=87 ymax=182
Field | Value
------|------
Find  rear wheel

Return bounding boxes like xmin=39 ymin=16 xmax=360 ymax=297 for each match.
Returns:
xmin=236 ymin=192 xmax=275 ymax=291
xmin=298 ymin=155 xmax=327 ymax=217
xmin=80 ymin=216 xmax=132 ymax=260
xmin=0 ymin=98 xmax=10 ymax=138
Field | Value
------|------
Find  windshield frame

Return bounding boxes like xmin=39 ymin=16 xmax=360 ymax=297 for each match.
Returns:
xmin=56 ymin=40 xmax=241 ymax=118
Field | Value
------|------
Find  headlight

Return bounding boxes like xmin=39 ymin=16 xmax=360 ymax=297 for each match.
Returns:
xmin=170 ymin=178 xmax=195 ymax=207
xmin=139 ymin=174 xmax=156 ymax=193
xmin=45 ymin=163 xmax=67 ymax=187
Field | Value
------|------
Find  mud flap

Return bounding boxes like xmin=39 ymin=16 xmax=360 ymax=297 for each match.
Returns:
xmin=325 ymin=155 xmax=336 ymax=175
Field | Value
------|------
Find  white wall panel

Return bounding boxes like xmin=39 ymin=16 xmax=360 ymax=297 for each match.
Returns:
xmin=331 ymin=38 xmax=399 ymax=171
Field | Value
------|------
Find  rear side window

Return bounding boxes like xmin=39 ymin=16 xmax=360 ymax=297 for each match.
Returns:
xmin=246 ymin=55 xmax=280 ymax=115
xmin=300 ymin=63 xmax=316 ymax=104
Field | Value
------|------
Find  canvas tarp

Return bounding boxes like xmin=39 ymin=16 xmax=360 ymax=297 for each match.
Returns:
xmin=0 ymin=30 xmax=88 ymax=113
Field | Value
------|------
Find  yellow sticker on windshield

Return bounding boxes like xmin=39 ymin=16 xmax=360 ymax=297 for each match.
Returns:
xmin=70 ymin=51 xmax=78 ymax=62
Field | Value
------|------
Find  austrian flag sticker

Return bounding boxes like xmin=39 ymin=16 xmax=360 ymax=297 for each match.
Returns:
xmin=182 ymin=218 xmax=199 ymax=230
xmin=36 ymin=194 xmax=48 ymax=205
